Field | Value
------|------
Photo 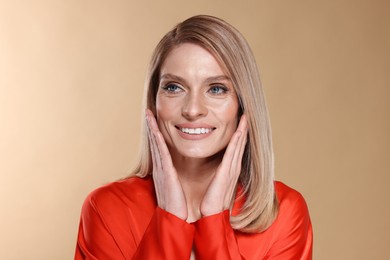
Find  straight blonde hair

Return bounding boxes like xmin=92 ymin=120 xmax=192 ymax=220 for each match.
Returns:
xmin=131 ymin=15 xmax=278 ymax=232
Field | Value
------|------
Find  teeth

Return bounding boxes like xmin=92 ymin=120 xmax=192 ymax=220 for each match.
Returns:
xmin=180 ymin=128 xmax=212 ymax=135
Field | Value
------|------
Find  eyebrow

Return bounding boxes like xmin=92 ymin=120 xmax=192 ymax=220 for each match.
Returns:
xmin=160 ymin=74 xmax=185 ymax=83
xmin=160 ymin=73 xmax=231 ymax=85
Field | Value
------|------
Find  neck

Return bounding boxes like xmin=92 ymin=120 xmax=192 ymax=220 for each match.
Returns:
xmin=171 ymin=151 xmax=223 ymax=222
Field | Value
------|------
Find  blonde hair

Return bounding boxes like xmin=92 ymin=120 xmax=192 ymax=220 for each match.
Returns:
xmin=131 ymin=15 xmax=278 ymax=232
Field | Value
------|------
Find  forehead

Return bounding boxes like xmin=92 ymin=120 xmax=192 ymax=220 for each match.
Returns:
xmin=160 ymin=43 xmax=228 ymax=77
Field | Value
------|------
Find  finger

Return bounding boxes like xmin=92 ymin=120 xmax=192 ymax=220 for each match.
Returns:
xmin=146 ymin=109 xmax=160 ymax=134
xmin=217 ymin=130 xmax=241 ymax=178
xmin=224 ymin=122 xmax=247 ymax=206
xmin=146 ymin=110 xmax=176 ymax=174
xmin=146 ymin=110 xmax=175 ymax=172
xmin=230 ymin=115 xmax=248 ymax=173
xmin=155 ymin=131 xmax=175 ymax=172
xmin=146 ymin=111 xmax=162 ymax=173
xmin=219 ymin=114 xmax=248 ymax=176
xmin=236 ymin=114 xmax=248 ymax=135
xmin=146 ymin=112 xmax=164 ymax=205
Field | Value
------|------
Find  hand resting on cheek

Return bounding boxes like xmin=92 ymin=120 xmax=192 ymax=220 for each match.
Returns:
xmin=145 ymin=109 xmax=248 ymax=221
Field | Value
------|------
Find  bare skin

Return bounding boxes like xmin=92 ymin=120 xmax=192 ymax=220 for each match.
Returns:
xmin=146 ymin=110 xmax=248 ymax=222
xmin=145 ymin=43 xmax=248 ymax=223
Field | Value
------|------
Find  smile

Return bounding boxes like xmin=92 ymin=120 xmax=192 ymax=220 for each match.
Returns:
xmin=179 ymin=127 xmax=214 ymax=135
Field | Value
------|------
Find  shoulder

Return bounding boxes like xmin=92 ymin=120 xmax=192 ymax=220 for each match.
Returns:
xmin=272 ymin=181 xmax=312 ymax=233
xmin=87 ymin=176 xmax=153 ymax=202
xmin=259 ymin=182 xmax=313 ymax=258
xmin=274 ymin=181 xmax=308 ymax=208
xmin=81 ymin=176 xmax=155 ymax=215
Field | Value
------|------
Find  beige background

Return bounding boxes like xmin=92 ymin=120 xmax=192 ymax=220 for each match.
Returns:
xmin=1 ymin=0 xmax=389 ymax=259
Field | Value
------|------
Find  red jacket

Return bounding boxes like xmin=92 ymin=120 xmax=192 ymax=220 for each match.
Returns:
xmin=75 ymin=177 xmax=312 ymax=259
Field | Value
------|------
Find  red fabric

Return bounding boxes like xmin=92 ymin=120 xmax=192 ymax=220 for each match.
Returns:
xmin=75 ymin=177 xmax=312 ymax=259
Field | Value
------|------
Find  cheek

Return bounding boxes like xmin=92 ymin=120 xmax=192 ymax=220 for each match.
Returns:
xmin=155 ymin=97 xmax=179 ymax=127
xmin=214 ymin=98 xmax=240 ymax=127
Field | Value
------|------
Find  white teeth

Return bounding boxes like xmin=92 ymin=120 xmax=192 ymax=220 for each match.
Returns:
xmin=180 ymin=128 xmax=212 ymax=135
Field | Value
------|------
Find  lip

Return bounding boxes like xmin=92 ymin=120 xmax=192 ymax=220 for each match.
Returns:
xmin=175 ymin=123 xmax=216 ymax=140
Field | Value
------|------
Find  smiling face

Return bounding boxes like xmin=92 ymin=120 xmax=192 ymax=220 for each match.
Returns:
xmin=155 ymin=43 xmax=239 ymax=160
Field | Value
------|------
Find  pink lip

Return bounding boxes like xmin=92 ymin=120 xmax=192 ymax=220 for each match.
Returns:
xmin=175 ymin=123 xmax=216 ymax=141
xmin=175 ymin=123 xmax=215 ymax=128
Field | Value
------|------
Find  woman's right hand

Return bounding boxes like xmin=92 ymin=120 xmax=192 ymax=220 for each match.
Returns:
xmin=145 ymin=109 xmax=188 ymax=220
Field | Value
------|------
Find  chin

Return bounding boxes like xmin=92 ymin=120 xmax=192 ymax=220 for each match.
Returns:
xmin=174 ymin=145 xmax=226 ymax=160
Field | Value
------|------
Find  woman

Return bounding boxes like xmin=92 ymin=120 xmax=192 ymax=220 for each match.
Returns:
xmin=75 ymin=15 xmax=312 ymax=259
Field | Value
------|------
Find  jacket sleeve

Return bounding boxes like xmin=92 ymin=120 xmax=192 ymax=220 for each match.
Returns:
xmin=132 ymin=207 xmax=195 ymax=259
xmin=264 ymin=193 xmax=313 ymax=260
xmin=193 ymin=192 xmax=313 ymax=260
xmin=193 ymin=210 xmax=246 ymax=260
xmin=75 ymin=194 xmax=195 ymax=259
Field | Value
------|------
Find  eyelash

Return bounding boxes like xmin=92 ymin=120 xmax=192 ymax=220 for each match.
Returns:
xmin=161 ymin=83 xmax=229 ymax=96
xmin=208 ymin=85 xmax=228 ymax=95
xmin=162 ymin=83 xmax=183 ymax=94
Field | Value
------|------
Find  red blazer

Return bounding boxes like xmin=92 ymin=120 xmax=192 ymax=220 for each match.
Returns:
xmin=75 ymin=177 xmax=312 ymax=259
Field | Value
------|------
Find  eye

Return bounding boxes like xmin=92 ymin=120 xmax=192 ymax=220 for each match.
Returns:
xmin=208 ymin=85 xmax=228 ymax=95
xmin=162 ymin=83 xmax=183 ymax=94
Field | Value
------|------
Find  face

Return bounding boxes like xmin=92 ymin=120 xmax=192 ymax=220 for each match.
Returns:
xmin=155 ymin=43 xmax=239 ymax=159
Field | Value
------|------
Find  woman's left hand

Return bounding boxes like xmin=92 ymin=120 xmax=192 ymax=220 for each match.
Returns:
xmin=200 ymin=115 xmax=248 ymax=216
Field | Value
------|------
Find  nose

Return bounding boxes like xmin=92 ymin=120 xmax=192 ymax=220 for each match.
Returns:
xmin=181 ymin=92 xmax=208 ymax=120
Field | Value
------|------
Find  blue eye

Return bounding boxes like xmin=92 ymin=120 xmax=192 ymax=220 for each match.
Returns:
xmin=163 ymin=83 xmax=182 ymax=93
xmin=209 ymin=85 xmax=227 ymax=95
